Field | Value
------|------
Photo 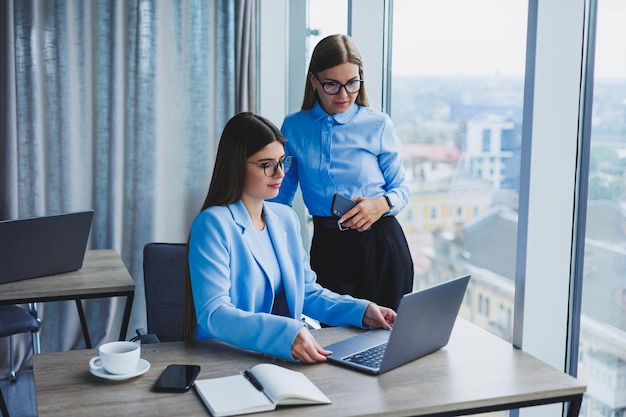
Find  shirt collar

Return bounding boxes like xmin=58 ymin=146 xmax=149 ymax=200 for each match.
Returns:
xmin=312 ymin=101 xmax=358 ymax=125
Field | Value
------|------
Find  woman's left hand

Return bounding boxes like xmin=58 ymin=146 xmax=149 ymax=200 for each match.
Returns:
xmin=339 ymin=196 xmax=390 ymax=232
xmin=362 ymin=303 xmax=396 ymax=329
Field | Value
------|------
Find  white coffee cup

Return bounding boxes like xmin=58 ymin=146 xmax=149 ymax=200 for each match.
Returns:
xmin=89 ymin=341 xmax=140 ymax=375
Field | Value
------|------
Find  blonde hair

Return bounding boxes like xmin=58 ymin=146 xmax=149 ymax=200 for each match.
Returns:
xmin=301 ymin=34 xmax=370 ymax=110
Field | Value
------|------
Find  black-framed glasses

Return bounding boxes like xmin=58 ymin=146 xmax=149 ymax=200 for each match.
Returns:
xmin=313 ymin=73 xmax=363 ymax=95
xmin=246 ymin=156 xmax=293 ymax=177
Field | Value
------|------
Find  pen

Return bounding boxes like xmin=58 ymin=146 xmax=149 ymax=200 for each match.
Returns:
xmin=243 ymin=370 xmax=264 ymax=391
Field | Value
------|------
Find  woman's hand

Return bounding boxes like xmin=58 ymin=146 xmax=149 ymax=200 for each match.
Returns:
xmin=339 ymin=196 xmax=390 ymax=232
xmin=362 ymin=303 xmax=396 ymax=329
xmin=291 ymin=327 xmax=332 ymax=363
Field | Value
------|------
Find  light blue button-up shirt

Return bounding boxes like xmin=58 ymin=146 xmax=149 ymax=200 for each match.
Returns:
xmin=273 ymin=102 xmax=409 ymax=217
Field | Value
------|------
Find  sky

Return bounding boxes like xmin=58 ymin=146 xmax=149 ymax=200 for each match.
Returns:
xmin=391 ymin=0 xmax=527 ymax=77
xmin=594 ymin=1 xmax=626 ymax=78
xmin=308 ymin=0 xmax=626 ymax=79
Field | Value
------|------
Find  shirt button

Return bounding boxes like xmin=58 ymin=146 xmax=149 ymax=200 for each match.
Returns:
xmin=327 ymin=116 xmax=332 ymax=121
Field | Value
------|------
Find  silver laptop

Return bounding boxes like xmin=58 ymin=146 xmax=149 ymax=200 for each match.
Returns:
xmin=324 ymin=274 xmax=470 ymax=374
xmin=0 ymin=210 xmax=94 ymax=284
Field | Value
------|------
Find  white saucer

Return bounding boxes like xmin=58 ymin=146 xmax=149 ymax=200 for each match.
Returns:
xmin=89 ymin=358 xmax=151 ymax=381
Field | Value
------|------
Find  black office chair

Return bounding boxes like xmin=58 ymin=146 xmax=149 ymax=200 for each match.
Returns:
xmin=142 ymin=243 xmax=188 ymax=343
xmin=0 ymin=304 xmax=41 ymax=382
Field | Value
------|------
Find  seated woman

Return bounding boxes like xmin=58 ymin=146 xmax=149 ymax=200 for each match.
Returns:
xmin=183 ymin=112 xmax=396 ymax=363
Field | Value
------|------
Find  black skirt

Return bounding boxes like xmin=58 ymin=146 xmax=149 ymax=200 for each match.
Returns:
xmin=310 ymin=216 xmax=413 ymax=311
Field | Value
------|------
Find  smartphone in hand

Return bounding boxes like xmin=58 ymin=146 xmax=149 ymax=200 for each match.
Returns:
xmin=331 ymin=194 xmax=357 ymax=218
xmin=153 ymin=364 xmax=201 ymax=393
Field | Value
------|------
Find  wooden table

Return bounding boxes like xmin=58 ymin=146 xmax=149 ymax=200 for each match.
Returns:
xmin=32 ymin=318 xmax=585 ymax=417
xmin=0 ymin=249 xmax=135 ymax=348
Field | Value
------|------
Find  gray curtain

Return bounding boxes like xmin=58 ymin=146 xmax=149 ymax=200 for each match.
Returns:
xmin=0 ymin=0 xmax=256 ymax=378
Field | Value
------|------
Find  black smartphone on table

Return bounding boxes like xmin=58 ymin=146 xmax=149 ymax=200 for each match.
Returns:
xmin=153 ymin=364 xmax=201 ymax=393
xmin=331 ymin=194 xmax=357 ymax=218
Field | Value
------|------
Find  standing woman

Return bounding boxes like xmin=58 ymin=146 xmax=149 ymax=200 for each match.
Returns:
xmin=184 ymin=112 xmax=395 ymax=363
xmin=273 ymin=34 xmax=413 ymax=311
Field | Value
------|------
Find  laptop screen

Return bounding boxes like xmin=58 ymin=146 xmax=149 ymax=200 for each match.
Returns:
xmin=0 ymin=210 xmax=94 ymax=284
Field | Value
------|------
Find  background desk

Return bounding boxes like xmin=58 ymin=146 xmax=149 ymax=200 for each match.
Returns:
xmin=0 ymin=249 xmax=135 ymax=348
xmin=32 ymin=319 xmax=585 ymax=417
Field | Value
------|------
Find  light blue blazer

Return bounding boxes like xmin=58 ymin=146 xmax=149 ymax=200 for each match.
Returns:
xmin=188 ymin=200 xmax=369 ymax=360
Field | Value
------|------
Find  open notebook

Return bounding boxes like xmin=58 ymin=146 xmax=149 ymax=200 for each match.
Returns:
xmin=194 ymin=363 xmax=331 ymax=417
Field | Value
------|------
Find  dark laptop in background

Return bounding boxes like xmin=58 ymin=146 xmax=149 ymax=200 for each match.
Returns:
xmin=0 ymin=210 xmax=94 ymax=284
xmin=324 ymin=274 xmax=471 ymax=374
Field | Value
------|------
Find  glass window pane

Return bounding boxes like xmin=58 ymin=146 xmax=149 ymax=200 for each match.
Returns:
xmin=297 ymin=0 xmax=349 ymax=245
xmin=390 ymin=0 xmax=527 ymax=343
xmin=307 ymin=0 xmax=348 ymax=60
xmin=580 ymin=2 xmax=626 ymax=416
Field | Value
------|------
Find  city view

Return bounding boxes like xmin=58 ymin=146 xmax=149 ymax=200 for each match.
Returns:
xmin=391 ymin=74 xmax=626 ymax=417
xmin=392 ymin=74 xmax=523 ymax=338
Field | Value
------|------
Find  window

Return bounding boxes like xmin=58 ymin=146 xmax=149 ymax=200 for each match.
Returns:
xmin=307 ymin=1 xmax=347 ymax=60
xmin=391 ymin=0 xmax=527 ymax=343
xmin=483 ymin=130 xmax=492 ymax=152
xmin=501 ymin=128 xmax=515 ymax=151
xmin=578 ymin=1 xmax=626 ymax=416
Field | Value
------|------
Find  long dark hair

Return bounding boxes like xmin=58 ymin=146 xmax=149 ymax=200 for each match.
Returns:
xmin=302 ymin=34 xmax=370 ymax=110
xmin=200 ymin=112 xmax=287 ymax=209
xmin=183 ymin=112 xmax=286 ymax=341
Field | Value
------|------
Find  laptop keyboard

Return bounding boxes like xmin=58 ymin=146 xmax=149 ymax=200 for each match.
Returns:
xmin=345 ymin=343 xmax=387 ymax=368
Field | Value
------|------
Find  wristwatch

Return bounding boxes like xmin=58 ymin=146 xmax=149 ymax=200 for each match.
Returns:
xmin=383 ymin=195 xmax=393 ymax=210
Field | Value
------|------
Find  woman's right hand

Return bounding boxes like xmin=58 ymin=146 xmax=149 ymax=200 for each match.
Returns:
xmin=291 ymin=327 xmax=332 ymax=363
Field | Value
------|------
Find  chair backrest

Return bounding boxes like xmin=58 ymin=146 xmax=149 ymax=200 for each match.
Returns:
xmin=143 ymin=243 xmax=188 ymax=342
